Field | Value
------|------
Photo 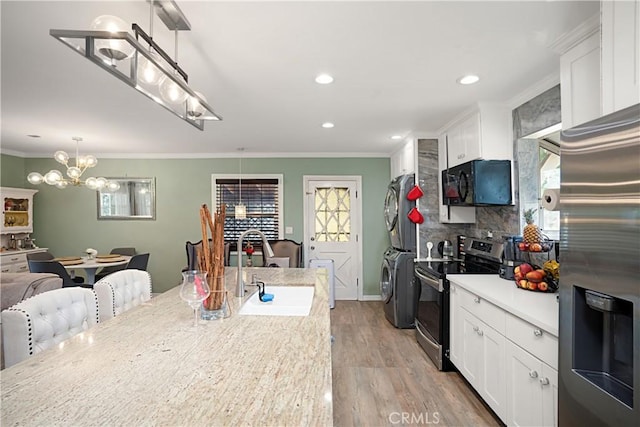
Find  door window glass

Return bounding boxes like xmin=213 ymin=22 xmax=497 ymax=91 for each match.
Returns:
xmin=314 ymin=187 xmax=351 ymax=242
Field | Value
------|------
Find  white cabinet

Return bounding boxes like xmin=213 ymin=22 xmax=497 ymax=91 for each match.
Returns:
xmin=506 ymin=341 xmax=558 ymax=427
xmin=1 ymin=187 xmax=37 ymax=234
xmin=443 ymin=104 xmax=512 ymax=169
xmin=450 ymin=282 xmax=558 ymax=427
xmin=602 ymin=0 xmax=640 ymax=115
xmin=452 ymin=285 xmax=507 ymax=420
xmin=0 ymin=249 xmax=47 ymax=273
xmin=437 ymin=135 xmax=475 ymax=223
xmin=390 ymin=138 xmax=416 ymax=179
xmin=559 ymin=30 xmax=601 ymax=128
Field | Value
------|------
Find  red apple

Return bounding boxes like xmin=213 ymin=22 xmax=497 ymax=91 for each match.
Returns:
xmin=526 ymin=271 xmax=545 ymax=283
xmin=520 ymin=263 xmax=533 ymax=275
xmin=538 ymin=282 xmax=549 ymax=292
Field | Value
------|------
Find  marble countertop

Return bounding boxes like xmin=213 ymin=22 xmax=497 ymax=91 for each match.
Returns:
xmin=0 ymin=247 xmax=48 ymax=256
xmin=1 ymin=267 xmax=333 ymax=426
xmin=447 ymin=274 xmax=559 ymax=337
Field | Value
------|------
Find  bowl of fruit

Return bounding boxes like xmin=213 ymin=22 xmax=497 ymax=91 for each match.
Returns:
xmin=514 ymin=262 xmax=558 ymax=293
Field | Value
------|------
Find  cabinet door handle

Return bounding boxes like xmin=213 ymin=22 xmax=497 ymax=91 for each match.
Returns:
xmin=533 ymin=329 xmax=543 ymax=337
xmin=477 ymin=329 xmax=483 ymax=336
xmin=474 ymin=296 xmax=480 ymax=303
xmin=539 ymin=377 xmax=550 ymax=386
xmin=472 ymin=326 xmax=479 ymax=332
xmin=529 ymin=370 xmax=538 ymax=379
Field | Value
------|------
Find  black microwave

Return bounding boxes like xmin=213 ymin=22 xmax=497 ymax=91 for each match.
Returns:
xmin=442 ymin=159 xmax=512 ymax=206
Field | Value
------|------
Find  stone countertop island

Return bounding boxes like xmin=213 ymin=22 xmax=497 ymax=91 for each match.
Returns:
xmin=1 ymin=268 xmax=333 ymax=426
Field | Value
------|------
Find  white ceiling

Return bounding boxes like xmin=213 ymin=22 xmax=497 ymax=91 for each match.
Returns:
xmin=0 ymin=1 xmax=598 ymax=158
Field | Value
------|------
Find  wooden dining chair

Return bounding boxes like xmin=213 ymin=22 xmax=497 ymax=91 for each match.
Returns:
xmin=27 ymin=260 xmax=92 ymax=288
xmin=261 ymin=239 xmax=303 ymax=268
xmin=125 ymin=253 xmax=150 ymax=271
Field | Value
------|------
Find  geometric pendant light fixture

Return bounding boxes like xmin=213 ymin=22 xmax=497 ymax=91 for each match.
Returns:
xmin=49 ymin=0 xmax=222 ymax=130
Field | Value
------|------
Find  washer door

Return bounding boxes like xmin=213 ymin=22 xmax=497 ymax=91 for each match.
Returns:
xmin=384 ymin=186 xmax=399 ymax=232
xmin=380 ymin=259 xmax=394 ymax=303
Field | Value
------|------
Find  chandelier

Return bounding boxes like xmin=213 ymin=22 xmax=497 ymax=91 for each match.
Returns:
xmin=49 ymin=0 xmax=221 ymax=130
xmin=27 ymin=137 xmax=120 ymax=191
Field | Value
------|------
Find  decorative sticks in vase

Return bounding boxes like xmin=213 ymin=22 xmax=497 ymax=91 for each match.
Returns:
xmin=198 ymin=204 xmax=228 ymax=316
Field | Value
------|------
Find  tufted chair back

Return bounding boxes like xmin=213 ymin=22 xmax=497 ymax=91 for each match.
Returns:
xmin=1 ymin=287 xmax=98 ymax=368
xmin=93 ymin=270 xmax=152 ymax=322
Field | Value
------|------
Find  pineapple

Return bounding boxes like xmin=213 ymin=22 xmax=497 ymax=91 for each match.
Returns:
xmin=523 ymin=208 xmax=542 ymax=243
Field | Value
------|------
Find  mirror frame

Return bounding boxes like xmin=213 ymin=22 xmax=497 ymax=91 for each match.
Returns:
xmin=97 ymin=177 xmax=156 ymax=220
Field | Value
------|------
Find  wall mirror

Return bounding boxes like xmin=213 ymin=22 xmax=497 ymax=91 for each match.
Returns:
xmin=97 ymin=178 xmax=156 ymax=220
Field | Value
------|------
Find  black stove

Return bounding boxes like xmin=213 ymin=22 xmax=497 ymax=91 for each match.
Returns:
xmin=414 ymin=237 xmax=503 ymax=371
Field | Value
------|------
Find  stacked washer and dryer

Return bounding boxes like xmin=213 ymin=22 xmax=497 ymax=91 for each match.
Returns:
xmin=380 ymin=174 xmax=418 ymax=328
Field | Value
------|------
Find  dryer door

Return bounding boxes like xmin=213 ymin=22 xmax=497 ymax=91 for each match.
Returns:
xmin=380 ymin=258 xmax=394 ymax=303
xmin=384 ymin=186 xmax=399 ymax=233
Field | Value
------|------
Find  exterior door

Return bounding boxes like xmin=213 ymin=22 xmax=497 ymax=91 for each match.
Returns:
xmin=304 ymin=176 xmax=362 ymax=300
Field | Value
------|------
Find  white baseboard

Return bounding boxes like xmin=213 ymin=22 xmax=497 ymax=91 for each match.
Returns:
xmin=360 ymin=294 xmax=382 ymax=301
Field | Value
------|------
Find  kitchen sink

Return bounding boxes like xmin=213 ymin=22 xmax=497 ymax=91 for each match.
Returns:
xmin=239 ymin=286 xmax=314 ymax=316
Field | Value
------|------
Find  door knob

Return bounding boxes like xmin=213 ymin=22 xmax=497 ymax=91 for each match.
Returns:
xmin=310 ymin=246 xmax=315 ymax=250
xmin=539 ymin=377 xmax=550 ymax=386
xmin=310 ymin=237 xmax=315 ymax=241
xmin=529 ymin=370 xmax=538 ymax=379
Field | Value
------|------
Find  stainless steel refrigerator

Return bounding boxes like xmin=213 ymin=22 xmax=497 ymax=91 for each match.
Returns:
xmin=559 ymin=103 xmax=640 ymax=426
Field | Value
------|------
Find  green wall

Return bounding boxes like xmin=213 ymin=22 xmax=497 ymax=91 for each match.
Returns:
xmin=1 ymin=154 xmax=390 ymax=295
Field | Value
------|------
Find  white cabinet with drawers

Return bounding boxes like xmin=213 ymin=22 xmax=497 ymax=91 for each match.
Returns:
xmin=0 ymin=249 xmax=48 ymax=273
xmin=449 ymin=275 xmax=559 ymax=427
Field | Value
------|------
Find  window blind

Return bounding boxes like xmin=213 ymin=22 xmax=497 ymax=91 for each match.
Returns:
xmin=215 ymin=178 xmax=280 ymax=249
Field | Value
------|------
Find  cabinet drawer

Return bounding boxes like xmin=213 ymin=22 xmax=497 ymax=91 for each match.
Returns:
xmin=1 ymin=253 xmax=27 ymax=265
xmin=459 ymin=286 xmax=505 ymax=334
xmin=506 ymin=312 xmax=558 ymax=369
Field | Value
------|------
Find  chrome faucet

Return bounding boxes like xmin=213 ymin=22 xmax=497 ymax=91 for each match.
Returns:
xmin=236 ymin=229 xmax=274 ymax=297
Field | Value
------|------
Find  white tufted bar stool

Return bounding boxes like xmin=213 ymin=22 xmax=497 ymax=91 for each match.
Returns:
xmin=1 ymin=287 xmax=98 ymax=368
xmin=93 ymin=270 xmax=152 ymax=322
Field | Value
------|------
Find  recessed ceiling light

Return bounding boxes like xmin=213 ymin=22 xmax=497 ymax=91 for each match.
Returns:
xmin=457 ymin=74 xmax=480 ymax=85
xmin=315 ymin=74 xmax=334 ymax=84
xmin=391 ymin=135 xmax=403 ymax=140
xmin=322 ymin=122 xmax=335 ymax=128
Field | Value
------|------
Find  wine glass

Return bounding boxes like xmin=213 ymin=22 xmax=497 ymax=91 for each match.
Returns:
xmin=180 ymin=270 xmax=210 ymax=327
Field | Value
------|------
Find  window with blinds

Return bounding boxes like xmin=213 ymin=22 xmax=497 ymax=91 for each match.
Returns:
xmin=212 ymin=175 xmax=283 ymax=249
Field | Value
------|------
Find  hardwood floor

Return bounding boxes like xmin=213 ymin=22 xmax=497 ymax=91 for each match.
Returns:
xmin=330 ymin=301 xmax=502 ymax=427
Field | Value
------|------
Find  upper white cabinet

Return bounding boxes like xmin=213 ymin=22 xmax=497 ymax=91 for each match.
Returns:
xmin=390 ymin=138 xmax=416 ymax=179
xmin=601 ymin=0 xmax=640 ymax=115
xmin=443 ymin=103 xmax=513 ymax=168
xmin=437 ymin=135 xmax=475 ymax=223
xmin=1 ymin=187 xmax=37 ymax=234
xmin=559 ymin=25 xmax=601 ymax=129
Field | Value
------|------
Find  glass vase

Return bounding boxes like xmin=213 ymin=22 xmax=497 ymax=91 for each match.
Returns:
xmin=201 ymin=276 xmax=230 ymax=320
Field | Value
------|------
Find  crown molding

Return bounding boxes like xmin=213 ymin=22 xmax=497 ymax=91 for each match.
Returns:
xmin=549 ymin=13 xmax=600 ymax=55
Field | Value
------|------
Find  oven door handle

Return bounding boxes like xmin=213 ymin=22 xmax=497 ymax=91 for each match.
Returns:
xmin=415 ymin=269 xmax=444 ymax=292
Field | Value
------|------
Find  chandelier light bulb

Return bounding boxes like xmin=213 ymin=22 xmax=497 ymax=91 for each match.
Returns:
xmin=44 ymin=170 xmax=64 ymax=185
xmin=187 ymin=91 xmax=207 ymax=118
xmin=91 ymin=15 xmax=134 ymax=62
xmin=159 ymin=75 xmax=188 ymax=105
xmin=27 ymin=172 xmax=44 ymax=185
xmin=84 ymin=155 xmax=98 ymax=168
xmin=96 ymin=177 xmax=108 ymax=189
xmin=106 ymin=181 xmax=121 ymax=192
xmin=55 ymin=181 xmax=69 ymax=189
xmin=54 ymin=151 xmax=69 ymax=165
xmin=67 ymin=166 xmax=82 ymax=179
xmin=85 ymin=177 xmax=98 ymax=190
xmin=137 ymin=52 xmax=163 ymax=86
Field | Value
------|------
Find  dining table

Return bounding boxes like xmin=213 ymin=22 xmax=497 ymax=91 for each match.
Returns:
xmin=59 ymin=255 xmax=130 ymax=284
xmin=0 ymin=267 xmax=333 ymax=426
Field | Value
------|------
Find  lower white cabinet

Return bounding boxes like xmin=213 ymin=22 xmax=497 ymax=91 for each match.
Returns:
xmin=506 ymin=341 xmax=558 ymax=427
xmin=460 ymin=307 xmax=507 ymax=420
xmin=450 ymin=282 xmax=557 ymax=426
